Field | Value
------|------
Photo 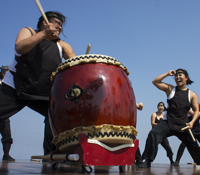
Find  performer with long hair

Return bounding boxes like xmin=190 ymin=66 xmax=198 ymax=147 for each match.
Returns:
xmin=150 ymin=102 xmax=174 ymax=164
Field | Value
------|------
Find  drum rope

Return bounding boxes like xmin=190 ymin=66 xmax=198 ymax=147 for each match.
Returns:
xmin=55 ymin=131 xmax=136 ymax=148
xmin=51 ymin=54 xmax=129 ymax=81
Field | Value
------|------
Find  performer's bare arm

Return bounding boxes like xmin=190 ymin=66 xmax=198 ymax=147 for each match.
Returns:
xmin=15 ymin=21 xmax=61 ymax=54
xmin=151 ymin=113 xmax=157 ymax=127
xmin=188 ymin=109 xmax=200 ymax=118
xmin=152 ymin=70 xmax=175 ymax=97
xmin=58 ymin=40 xmax=76 ymax=60
xmin=187 ymin=91 xmax=199 ymax=129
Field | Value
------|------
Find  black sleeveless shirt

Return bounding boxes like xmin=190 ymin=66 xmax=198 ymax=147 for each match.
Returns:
xmin=152 ymin=114 xmax=164 ymax=129
xmin=155 ymin=115 xmax=163 ymax=124
xmin=167 ymin=87 xmax=190 ymax=131
xmin=12 ymin=38 xmax=61 ymax=101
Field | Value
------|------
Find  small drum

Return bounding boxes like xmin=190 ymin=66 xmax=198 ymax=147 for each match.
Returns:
xmin=49 ymin=54 xmax=137 ymax=153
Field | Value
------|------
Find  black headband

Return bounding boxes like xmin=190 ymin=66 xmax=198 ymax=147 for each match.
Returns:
xmin=39 ymin=14 xmax=63 ymax=23
xmin=0 ymin=66 xmax=9 ymax=70
xmin=176 ymin=71 xmax=188 ymax=77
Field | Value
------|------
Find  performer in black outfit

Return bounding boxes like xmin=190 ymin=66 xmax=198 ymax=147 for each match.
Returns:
xmin=141 ymin=102 xmax=174 ymax=164
xmin=0 ymin=66 xmax=15 ymax=162
xmin=139 ymin=69 xmax=200 ymax=168
xmin=174 ymin=106 xmax=200 ymax=166
xmin=0 ymin=11 xmax=76 ymax=156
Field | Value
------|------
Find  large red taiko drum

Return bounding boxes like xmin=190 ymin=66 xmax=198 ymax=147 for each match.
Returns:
xmin=49 ymin=54 xmax=137 ymax=153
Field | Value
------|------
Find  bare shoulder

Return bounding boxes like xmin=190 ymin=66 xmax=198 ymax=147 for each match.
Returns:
xmin=19 ymin=27 xmax=36 ymax=35
xmin=165 ymin=84 xmax=174 ymax=97
xmin=16 ymin=27 xmax=36 ymax=44
xmin=58 ymin=40 xmax=74 ymax=50
xmin=151 ymin=112 xmax=156 ymax=118
xmin=58 ymin=40 xmax=69 ymax=47
xmin=190 ymin=90 xmax=198 ymax=98
xmin=58 ymin=40 xmax=76 ymax=59
xmin=189 ymin=90 xmax=198 ymax=105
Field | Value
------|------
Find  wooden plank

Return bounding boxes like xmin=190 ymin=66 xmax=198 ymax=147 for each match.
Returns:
xmin=0 ymin=160 xmax=199 ymax=175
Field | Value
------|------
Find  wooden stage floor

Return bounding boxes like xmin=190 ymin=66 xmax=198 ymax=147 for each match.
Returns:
xmin=0 ymin=160 xmax=200 ymax=175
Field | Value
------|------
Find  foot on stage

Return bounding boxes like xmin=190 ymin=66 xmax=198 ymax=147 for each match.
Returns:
xmin=138 ymin=160 xmax=151 ymax=168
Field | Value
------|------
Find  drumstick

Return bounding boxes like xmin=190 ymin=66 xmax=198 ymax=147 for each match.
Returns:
xmin=34 ymin=0 xmax=49 ymax=24
xmin=86 ymin=44 xmax=91 ymax=54
xmin=181 ymin=126 xmax=190 ymax=131
xmin=34 ymin=0 xmax=56 ymax=36
xmin=30 ymin=158 xmax=40 ymax=162
xmin=188 ymin=129 xmax=196 ymax=142
xmin=181 ymin=125 xmax=196 ymax=142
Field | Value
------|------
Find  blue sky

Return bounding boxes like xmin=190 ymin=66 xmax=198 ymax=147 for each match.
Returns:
xmin=0 ymin=0 xmax=200 ymax=164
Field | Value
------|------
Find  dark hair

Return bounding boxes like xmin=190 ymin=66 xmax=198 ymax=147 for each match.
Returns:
xmin=37 ymin=11 xmax=66 ymax=30
xmin=0 ymin=66 xmax=9 ymax=71
xmin=175 ymin=68 xmax=193 ymax=85
xmin=157 ymin=102 xmax=166 ymax=111
xmin=0 ymin=66 xmax=9 ymax=79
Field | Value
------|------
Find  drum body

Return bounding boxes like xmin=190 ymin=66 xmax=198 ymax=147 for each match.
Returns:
xmin=49 ymin=54 xmax=137 ymax=153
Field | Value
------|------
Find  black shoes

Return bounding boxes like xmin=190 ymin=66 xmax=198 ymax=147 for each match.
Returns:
xmin=135 ymin=159 xmax=143 ymax=165
xmin=170 ymin=161 xmax=175 ymax=165
xmin=138 ymin=160 xmax=151 ymax=168
xmin=2 ymin=154 xmax=15 ymax=162
xmin=174 ymin=161 xmax=179 ymax=166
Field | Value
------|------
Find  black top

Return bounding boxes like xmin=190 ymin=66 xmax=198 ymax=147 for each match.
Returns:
xmin=12 ymin=39 xmax=61 ymax=101
xmin=167 ymin=87 xmax=190 ymax=131
xmin=152 ymin=113 xmax=164 ymax=129
xmin=155 ymin=114 xmax=163 ymax=124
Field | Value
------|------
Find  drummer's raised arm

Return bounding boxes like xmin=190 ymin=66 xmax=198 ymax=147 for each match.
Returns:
xmin=15 ymin=27 xmax=45 ymax=54
xmin=58 ymin=40 xmax=76 ymax=60
xmin=152 ymin=70 xmax=175 ymax=96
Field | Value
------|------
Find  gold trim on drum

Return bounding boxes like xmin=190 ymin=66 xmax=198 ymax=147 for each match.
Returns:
xmin=51 ymin=54 xmax=129 ymax=81
xmin=53 ymin=124 xmax=138 ymax=153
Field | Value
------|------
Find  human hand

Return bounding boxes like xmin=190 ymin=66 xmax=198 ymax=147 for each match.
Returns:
xmin=186 ymin=122 xmax=196 ymax=142
xmin=186 ymin=122 xmax=194 ymax=129
xmin=137 ymin=102 xmax=143 ymax=111
xmin=168 ymin=70 xmax=176 ymax=76
xmin=43 ymin=22 xmax=59 ymax=39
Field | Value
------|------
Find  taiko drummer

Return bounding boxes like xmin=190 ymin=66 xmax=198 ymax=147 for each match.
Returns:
xmin=139 ymin=69 xmax=200 ymax=168
xmin=0 ymin=11 xmax=76 ymax=156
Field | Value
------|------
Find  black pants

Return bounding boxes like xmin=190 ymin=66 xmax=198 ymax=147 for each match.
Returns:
xmin=141 ymin=120 xmax=200 ymax=165
xmin=160 ymin=138 xmax=173 ymax=157
xmin=142 ymin=125 xmax=173 ymax=161
xmin=0 ymin=119 xmax=13 ymax=144
xmin=0 ymin=83 xmax=55 ymax=155
xmin=176 ymin=133 xmax=200 ymax=163
xmin=135 ymin=147 xmax=142 ymax=161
